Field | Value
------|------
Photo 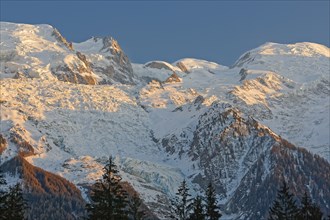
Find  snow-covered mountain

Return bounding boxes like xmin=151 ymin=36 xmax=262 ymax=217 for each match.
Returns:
xmin=0 ymin=22 xmax=135 ymax=84
xmin=1 ymin=22 xmax=329 ymax=219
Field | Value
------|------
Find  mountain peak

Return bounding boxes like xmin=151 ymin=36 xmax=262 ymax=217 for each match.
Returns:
xmin=234 ymin=42 xmax=330 ymax=68
xmin=254 ymin=42 xmax=329 ymax=57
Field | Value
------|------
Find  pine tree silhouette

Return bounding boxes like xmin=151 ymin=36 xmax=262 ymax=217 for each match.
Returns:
xmin=86 ymin=156 xmax=128 ymax=220
xmin=171 ymin=179 xmax=192 ymax=220
xmin=0 ymin=163 xmax=8 ymax=218
xmin=188 ymin=195 xmax=205 ymax=220
xmin=299 ymin=191 xmax=323 ymax=220
xmin=205 ymin=182 xmax=221 ymax=220
xmin=268 ymin=180 xmax=299 ymax=220
xmin=2 ymin=183 xmax=27 ymax=220
xmin=129 ymin=193 xmax=146 ymax=220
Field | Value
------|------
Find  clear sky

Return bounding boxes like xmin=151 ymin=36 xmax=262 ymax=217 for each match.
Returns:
xmin=1 ymin=1 xmax=329 ymax=66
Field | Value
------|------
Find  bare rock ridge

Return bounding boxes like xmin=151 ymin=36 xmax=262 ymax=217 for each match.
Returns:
xmin=145 ymin=61 xmax=175 ymax=71
xmin=100 ymin=37 xmax=135 ymax=84
xmin=175 ymin=61 xmax=190 ymax=73
xmin=164 ymin=72 xmax=181 ymax=83
xmin=51 ymin=28 xmax=74 ymax=51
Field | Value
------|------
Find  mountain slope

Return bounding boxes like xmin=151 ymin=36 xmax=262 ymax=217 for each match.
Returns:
xmin=160 ymin=102 xmax=330 ymax=218
xmin=0 ymin=22 xmax=135 ymax=84
xmin=1 ymin=155 xmax=86 ymax=219
xmin=1 ymin=22 xmax=329 ymax=219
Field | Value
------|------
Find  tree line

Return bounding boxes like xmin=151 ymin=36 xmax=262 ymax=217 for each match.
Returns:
xmin=268 ymin=180 xmax=327 ymax=220
xmin=169 ymin=179 xmax=221 ymax=220
xmin=1 ymin=156 xmax=329 ymax=220
xmin=85 ymin=157 xmax=222 ymax=220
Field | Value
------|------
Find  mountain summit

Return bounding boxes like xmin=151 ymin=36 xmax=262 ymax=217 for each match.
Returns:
xmin=1 ymin=22 xmax=329 ymax=219
xmin=0 ymin=22 xmax=135 ymax=84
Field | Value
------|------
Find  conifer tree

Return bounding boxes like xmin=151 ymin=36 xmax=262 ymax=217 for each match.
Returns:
xmin=189 ymin=195 xmax=205 ymax=220
xmin=299 ymin=191 xmax=323 ymax=220
xmin=0 ymin=164 xmax=7 ymax=217
xmin=205 ymin=182 xmax=221 ymax=220
xmin=171 ymin=179 xmax=192 ymax=220
xmin=2 ymin=183 xmax=27 ymax=220
xmin=86 ymin=156 xmax=128 ymax=220
xmin=129 ymin=193 xmax=146 ymax=220
xmin=268 ymin=180 xmax=299 ymax=220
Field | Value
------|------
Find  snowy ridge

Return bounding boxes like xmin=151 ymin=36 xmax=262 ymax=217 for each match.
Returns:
xmin=1 ymin=22 xmax=330 ymax=219
xmin=0 ymin=22 xmax=134 ymax=84
xmin=174 ymin=58 xmax=229 ymax=72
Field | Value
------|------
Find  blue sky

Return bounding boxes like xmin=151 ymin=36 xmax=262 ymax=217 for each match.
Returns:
xmin=1 ymin=1 xmax=329 ymax=66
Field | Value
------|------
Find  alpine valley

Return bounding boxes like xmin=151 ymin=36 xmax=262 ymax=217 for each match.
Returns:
xmin=0 ymin=22 xmax=329 ymax=219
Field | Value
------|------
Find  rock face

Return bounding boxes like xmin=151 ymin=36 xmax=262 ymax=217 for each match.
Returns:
xmin=101 ymin=37 xmax=135 ymax=84
xmin=74 ymin=37 xmax=135 ymax=85
xmin=51 ymin=53 xmax=98 ymax=85
xmin=145 ymin=61 xmax=176 ymax=72
xmin=175 ymin=61 xmax=190 ymax=73
xmin=161 ymin=102 xmax=330 ymax=219
xmin=164 ymin=72 xmax=181 ymax=83
xmin=0 ymin=134 xmax=7 ymax=154
xmin=51 ymin=28 xmax=74 ymax=51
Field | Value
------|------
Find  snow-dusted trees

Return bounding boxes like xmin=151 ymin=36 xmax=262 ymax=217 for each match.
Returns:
xmin=189 ymin=195 xmax=205 ymax=220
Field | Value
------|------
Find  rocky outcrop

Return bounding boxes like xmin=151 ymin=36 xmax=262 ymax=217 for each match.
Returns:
xmin=9 ymin=126 xmax=35 ymax=157
xmin=0 ymin=134 xmax=7 ymax=154
xmin=145 ymin=61 xmax=174 ymax=71
xmin=51 ymin=64 xmax=97 ymax=85
xmin=51 ymin=51 xmax=98 ymax=85
xmin=50 ymin=35 xmax=135 ymax=85
xmin=239 ymin=68 xmax=248 ymax=81
xmin=52 ymin=28 xmax=73 ymax=51
xmin=164 ymin=72 xmax=181 ymax=83
xmin=176 ymin=61 xmax=190 ymax=73
xmin=99 ymin=37 xmax=135 ymax=84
